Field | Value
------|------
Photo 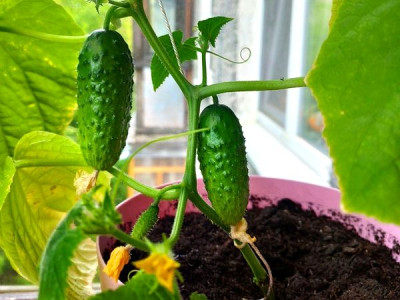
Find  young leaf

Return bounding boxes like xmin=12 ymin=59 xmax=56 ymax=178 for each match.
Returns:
xmin=0 ymin=131 xmax=109 ymax=283
xmin=190 ymin=292 xmax=209 ymax=300
xmin=90 ymin=271 xmax=181 ymax=300
xmin=0 ymin=156 xmax=15 ymax=210
xmin=306 ymin=0 xmax=400 ymax=224
xmin=0 ymin=0 xmax=83 ymax=159
xmin=150 ymin=31 xmax=197 ymax=90
xmin=197 ymin=16 xmax=233 ymax=48
xmin=87 ymin=0 xmax=107 ymax=12
xmin=38 ymin=203 xmax=86 ymax=300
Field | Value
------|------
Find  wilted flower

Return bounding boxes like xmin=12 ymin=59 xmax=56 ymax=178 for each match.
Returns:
xmin=103 ymin=246 xmax=131 ymax=282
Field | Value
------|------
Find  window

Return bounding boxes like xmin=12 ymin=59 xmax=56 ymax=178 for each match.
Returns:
xmin=133 ymin=0 xmax=193 ymax=134
xmin=256 ymin=0 xmax=333 ymax=184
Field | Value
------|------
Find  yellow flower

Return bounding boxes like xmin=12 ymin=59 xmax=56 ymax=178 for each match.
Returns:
xmin=103 ymin=246 xmax=131 ymax=282
xmin=134 ymin=252 xmax=180 ymax=292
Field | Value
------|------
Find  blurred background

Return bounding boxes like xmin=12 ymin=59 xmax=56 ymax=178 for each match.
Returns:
xmin=0 ymin=0 xmax=333 ymax=288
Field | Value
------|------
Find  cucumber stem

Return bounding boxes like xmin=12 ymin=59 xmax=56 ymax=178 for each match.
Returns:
xmin=189 ymin=191 xmax=229 ymax=232
xmin=103 ymin=6 xmax=118 ymax=30
xmin=108 ymin=227 xmax=150 ymax=252
xmin=108 ymin=167 xmax=180 ymax=200
xmin=212 ymin=95 xmax=219 ymax=105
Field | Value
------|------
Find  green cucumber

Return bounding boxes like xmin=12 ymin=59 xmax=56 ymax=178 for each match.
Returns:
xmin=131 ymin=204 xmax=159 ymax=240
xmin=77 ymin=29 xmax=134 ymax=170
xmin=197 ymin=104 xmax=249 ymax=225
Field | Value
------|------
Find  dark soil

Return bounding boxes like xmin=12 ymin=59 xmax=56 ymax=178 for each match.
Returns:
xmin=103 ymin=199 xmax=400 ymax=300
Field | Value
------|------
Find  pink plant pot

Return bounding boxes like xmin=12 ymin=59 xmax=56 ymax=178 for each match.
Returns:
xmin=96 ymin=176 xmax=400 ymax=290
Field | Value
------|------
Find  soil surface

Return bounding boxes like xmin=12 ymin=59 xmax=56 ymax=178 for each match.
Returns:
xmin=103 ymin=199 xmax=400 ymax=300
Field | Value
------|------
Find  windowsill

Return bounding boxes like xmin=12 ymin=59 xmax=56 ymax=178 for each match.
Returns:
xmin=243 ymin=120 xmax=331 ymax=187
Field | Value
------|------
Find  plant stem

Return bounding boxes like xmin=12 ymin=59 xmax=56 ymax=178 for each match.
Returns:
xmin=130 ymin=3 xmax=192 ymax=98
xmin=108 ymin=167 xmax=180 ymax=200
xmin=183 ymin=97 xmax=201 ymax=188
xmin=198 ymin=77 xmax=306 ymax=100
xmin=103 ymin=6 xmax=118 ymax=30
xmin=167 ymin=96 xmax=200 ymax=245
xmin=240 ymin=245 xmax=268 ymax=290
xmin=109 ymin=227 xmax=149 ymax=252
xmin=109 ymin=0 xmax=131 ymax=8
xmin=154 ymin=184 xmax=182 ymax=205
xmin=130 ymin=128 xmax=209 ymax=159
xmin=189 ymin=191 xmax=229 ymax=232
xmin=0 ymin=26 xmax=87 ymax=43
xmin=14 ymin=158 xmax=87 ymax=168
xmin=201 ymin=51 xmax=207 ymax=86
xmin=168 ymin=186 xmax=188 ymax=246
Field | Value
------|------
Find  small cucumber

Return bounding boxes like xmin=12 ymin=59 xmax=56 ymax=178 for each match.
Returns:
xmin=131 ymin=204 xmax=159 ymax=240
xmin=77 ymin=29 xmax=134 ymax=170
xmin=197 ymin=104 xmax=249 ymax=225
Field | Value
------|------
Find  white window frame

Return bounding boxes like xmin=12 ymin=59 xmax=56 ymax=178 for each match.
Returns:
xmin=248 ymin=0 xmax=332 ymax=186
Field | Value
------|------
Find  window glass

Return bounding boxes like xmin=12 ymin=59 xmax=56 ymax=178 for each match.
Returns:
xmin=259 ymin=1 xmax=293 ymax=126
xmin=298 ymin=0 xmax=332 ymax=154
xmin=149 ymin=0 xmax=177 ymax=36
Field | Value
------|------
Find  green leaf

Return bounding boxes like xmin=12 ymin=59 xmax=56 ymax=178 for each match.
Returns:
xmin=39 ymin=203 xmax=86 ymax=300
xmin=90 ymin=271 xmax=181 ymax=300
xmin=0 ymin=131 xmax=108 ymax=283
xmin=197 ymin=16 xmax=233 ymax=48
xmin=0 ymin=0 xmax=83 ymax=159
xmin=306 ymin=0 xmax=400 ymax=224
xmin=190 ymin=292 xmax=209 ymax=300
xmin=151 ymin=31 xmax=197 ymax=90
xmin=329 ymin=0 xmax=344 ymax=29
xmin=0 ymin=156 xmax=15 ymax=210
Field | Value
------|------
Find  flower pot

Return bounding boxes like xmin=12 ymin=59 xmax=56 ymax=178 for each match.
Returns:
xmin=96 ymin=176 xmax=400 ymax=293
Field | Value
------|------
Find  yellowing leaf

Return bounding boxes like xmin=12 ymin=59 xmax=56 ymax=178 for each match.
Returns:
xmin=0 ymin=156 xmax=15 ymax=210
xmin=0 ymin=131 xmax=108 ymax=283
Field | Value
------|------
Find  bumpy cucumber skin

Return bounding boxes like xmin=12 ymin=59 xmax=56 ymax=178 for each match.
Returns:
xmin=77 ymin=29 xmax=133 ymax=170
xmin=197 ymin=104 xmax=249 ymax=225
xmin=131 ymin=205 xmax=159 ymax=240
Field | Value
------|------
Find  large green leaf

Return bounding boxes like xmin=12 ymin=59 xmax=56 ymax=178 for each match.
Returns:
xmin=306 ymin=0 xmax=400 ymax=224
xmin=0 ymin=131 xmax=107 ymax=283
xmin=329 ymin=0 xmax=344 ymax=29
xmin=0 ymin=156 xmax=15 ymax=210
xmin=90 ymin=271 xmax=181 ymax=300
xmin=0 ymin=0 xmax=83 ymax=159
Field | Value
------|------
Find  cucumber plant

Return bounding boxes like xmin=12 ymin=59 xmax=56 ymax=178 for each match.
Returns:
xmin=0 ymin=0 xmax=399 ymax=299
